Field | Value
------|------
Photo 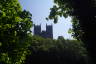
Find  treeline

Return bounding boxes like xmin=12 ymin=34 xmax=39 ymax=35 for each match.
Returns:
xmin=25 ymin=36 xmax=90 ymax=64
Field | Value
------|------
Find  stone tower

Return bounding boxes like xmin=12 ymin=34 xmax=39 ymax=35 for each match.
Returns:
xmin=34 ymin=24 xmax=53 ymax=39
xmin=46 ymin=24 xmax=53 ymax=38
xmin=34 ymin=24 xmax=41 ymax=36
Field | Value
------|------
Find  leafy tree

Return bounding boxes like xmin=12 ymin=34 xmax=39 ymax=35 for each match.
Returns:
xmin=25 ymin=36 xmax=89 ymax=64
xmin=0 ymin=0 xmax=32 ymax=64
xmin=47 ymin=0 xmax=96 ymax=63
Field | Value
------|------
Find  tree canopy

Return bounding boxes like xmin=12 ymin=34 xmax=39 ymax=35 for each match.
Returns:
xmin=48 ymin=0 xmax=96 ymax=63
xmin=25 ymin=36 xmax=89 ymax=64
xmin=0 ymin=0 xmax=33 ymax=64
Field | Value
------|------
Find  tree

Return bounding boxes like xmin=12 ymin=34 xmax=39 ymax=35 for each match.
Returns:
xmin=48 ymin=0 xmax=96 ymax=64
xmin=25 ymin=36 xmax=89 ymax=64
xmin=0 ymin=0 xmax=32 ymax=64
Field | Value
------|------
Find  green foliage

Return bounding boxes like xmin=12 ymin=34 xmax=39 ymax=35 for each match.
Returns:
xmin=0 ymin=0 xmax=33 ymax=64
xmin=26 ymin=36 xmax=89 ymax=64
xmin=47 ymin=0 xmax=86 ymax=40
xmin=48 ymin=0 xmax=96 ymax=63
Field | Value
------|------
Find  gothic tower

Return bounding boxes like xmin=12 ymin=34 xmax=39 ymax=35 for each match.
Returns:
xmin=34 ymin=24 xmax=41 ymax=36
xmin=46 ymin=24 xmax=53 ymax=38
xmin=34 ymin=24 xmax=53 ymax=39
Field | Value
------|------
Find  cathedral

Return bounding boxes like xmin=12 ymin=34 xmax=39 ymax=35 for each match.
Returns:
xmin=34 ymin=24 xmax=53 ymax=39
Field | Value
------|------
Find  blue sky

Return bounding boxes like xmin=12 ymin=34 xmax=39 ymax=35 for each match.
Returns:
xmin=19 ymin=0 xmax=73 ymax=39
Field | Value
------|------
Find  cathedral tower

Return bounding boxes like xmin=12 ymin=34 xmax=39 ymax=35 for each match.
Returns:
xmin=34 ymin=24 xmax=41 ymax=36
xmin=46 ymin=24 xmax=53 ymax=38
xmin=34 ymin=24 xmax=53 ymax=39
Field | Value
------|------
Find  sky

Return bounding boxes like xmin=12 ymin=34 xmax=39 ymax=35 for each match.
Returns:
xmin=19 ymin=0 xmax=73 ymax=39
